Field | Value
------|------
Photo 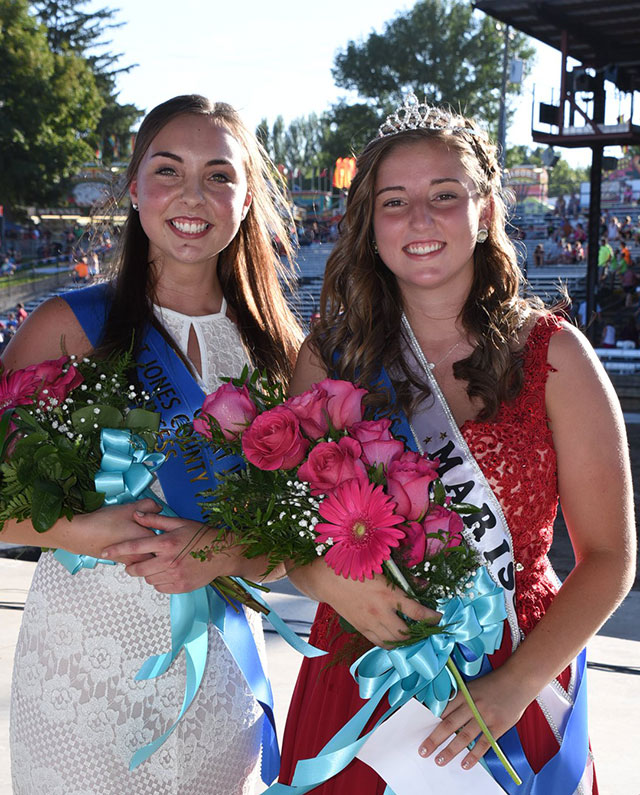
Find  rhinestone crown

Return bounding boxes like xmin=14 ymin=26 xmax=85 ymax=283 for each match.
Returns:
xmin=377 ymin=93 xmax=479 ymax=138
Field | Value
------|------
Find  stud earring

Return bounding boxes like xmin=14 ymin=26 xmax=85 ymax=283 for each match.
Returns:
xmin=132 ymin=203 xmax=139 ymax=211
xmin=476 ymin=228 xmax=488 ymax=243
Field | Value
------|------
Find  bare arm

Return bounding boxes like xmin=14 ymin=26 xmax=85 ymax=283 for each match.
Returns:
xmin=419 ymin=323 xmax=636 ymax=769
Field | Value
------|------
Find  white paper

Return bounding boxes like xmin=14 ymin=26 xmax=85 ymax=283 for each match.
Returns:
xmin=356 ymin=699 xmax=505 ymax=795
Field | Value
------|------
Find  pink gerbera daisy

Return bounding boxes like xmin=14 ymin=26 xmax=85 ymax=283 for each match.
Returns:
xmin=315 ymin=479 xmax=406 ymax=581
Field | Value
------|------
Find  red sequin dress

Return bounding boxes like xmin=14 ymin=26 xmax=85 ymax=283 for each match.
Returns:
xmin=279 ymin=315 xmax=597 ymax=793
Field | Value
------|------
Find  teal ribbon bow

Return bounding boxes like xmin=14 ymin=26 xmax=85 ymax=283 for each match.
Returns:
xmin=95 ymin=427 xmax=165 ymax=504
xmin=53 ymin=429 xmax=163 ymax=573
xmin=265 ymin=567 xmax=506 ymax=794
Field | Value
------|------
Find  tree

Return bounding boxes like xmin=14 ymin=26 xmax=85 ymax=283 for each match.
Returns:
xmin=0 ymin=0 xmax=104 ymax=206
xmin=332 ymin=0 xmax=535 ymax=133
xmin=319 ymin=102 xmax=381 ymax=165
xmin=547 ymin=158 xmax=589 ymax=198
xmin=32 ymin=0 xmax=142 ymax=163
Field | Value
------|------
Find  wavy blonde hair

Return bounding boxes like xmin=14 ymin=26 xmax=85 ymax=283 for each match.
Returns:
xmin=310 ymin=107 xmax=542 ymax=420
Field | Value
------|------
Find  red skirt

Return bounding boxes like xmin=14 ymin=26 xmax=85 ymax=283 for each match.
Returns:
xmin=279 ymin=603 xmax=597 ymax=794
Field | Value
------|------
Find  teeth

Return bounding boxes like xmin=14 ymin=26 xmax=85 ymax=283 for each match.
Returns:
xmin=406 ymin=242 xmax=444 ymax=255
xmin=171 ymin=220 xmax=209 ymax=234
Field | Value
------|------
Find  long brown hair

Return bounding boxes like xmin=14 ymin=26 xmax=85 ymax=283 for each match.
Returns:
xmin=97 ymin=95 xmax=302 ymax=385
xmin=311 ymin=109 xmax=540 ymax=420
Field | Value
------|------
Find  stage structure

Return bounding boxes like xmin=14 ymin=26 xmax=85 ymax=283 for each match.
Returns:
xmin=474 ymin=0 xmax=640 ymax=340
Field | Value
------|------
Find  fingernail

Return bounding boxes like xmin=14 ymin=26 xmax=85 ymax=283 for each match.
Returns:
xmin=418 ymin=746 xmax=428 ymax=758
xmin=462 ymin=760 xmax=471 ymax=770
xmin=101 ymin=550 xmax=111 ymax=558
xmin=135 ymin=510 xmax=145 ymax=517
xmin=435 ymin=755 xmax=445 ymax=766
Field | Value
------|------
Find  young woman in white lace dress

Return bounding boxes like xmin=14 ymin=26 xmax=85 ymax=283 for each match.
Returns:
xmin=2 ymin=95 xmax=302 ymax=794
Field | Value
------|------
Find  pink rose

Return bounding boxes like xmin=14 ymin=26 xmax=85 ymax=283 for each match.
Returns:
xmin=314 ymin=378 xmax=367 ymax=430
xmin=242 ymin=406 xmax=309 ymax=470
xmin=26 ymin=356 xmax=84 ymax=402
xmin=193 ymin=382 xmax=258 ymax=441
xmin=286 ymin=385 xmax=329 ymax=439
xmin=350 ymin=419 xmax=404 ymax=468
xmin=399 ymin=520 xmax=426 ymax=567
xmin=422 ymin=505 xmax=464 ymax=557
xmin=297 ymin=436 xmax=368 ymax=495
xmin=0 ymin=366 xmax=43 ymax=412
xmin=386 ymin=451 xmax=440 ymax=521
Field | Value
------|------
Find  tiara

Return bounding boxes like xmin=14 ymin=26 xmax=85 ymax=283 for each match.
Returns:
xmin=377 ymin=93 xmax=479 ymax=138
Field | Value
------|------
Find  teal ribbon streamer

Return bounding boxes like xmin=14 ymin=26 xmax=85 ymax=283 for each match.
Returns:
xmin=234 ymin=577 xmax=327 ymax=660
xmin=265 ymin=567 xmax=506 ymax=794
xmin=55 ymin=427 xmax=324 ymax=779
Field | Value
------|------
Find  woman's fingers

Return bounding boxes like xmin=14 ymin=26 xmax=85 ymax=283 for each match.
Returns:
xmin=133 ymin=498 xmax=162 ymax=514
xmin=132 ymin=511 xmax=183 ymax=532
xmin=102 ymin=535 xmax=163 ymax=561
xmin=397 ymin=593 xmax=441 ymax=624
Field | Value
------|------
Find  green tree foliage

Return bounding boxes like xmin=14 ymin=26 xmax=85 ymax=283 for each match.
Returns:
xmin=0 ymin=0 xmax=104 ymax=205
xmin=331 ymin=0 xmax=535 ymax=132
xmin=547 ymin=157 xmax=589 ymax=198
xmin=32 ymin=0 xmax=142 ymax=163
xmin=319 ymin=102 xmax=381 ymax=163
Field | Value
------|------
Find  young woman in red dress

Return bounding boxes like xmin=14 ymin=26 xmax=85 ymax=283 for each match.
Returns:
xmin=278 ymin=97 xmax=635 ymax=794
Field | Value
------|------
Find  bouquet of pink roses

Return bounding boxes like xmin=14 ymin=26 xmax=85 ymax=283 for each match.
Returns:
xmin=0 ymin=352 xmax=160 ymax=533
xmin=185 ymin=367 xmax=479 ymax=630
xmin=184 ymin=368 xmax=521 ymax=785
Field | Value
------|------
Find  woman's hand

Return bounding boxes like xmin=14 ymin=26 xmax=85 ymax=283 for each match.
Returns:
xmin=55 ymin=498 xmax=162 ymax=563
xmin=417 ymin=663 xmax=533 ymax=771
xmin=101 ymin=512 xmax=221 ymax=593
xmin=288 ymin=558 xmax=440 ymax=648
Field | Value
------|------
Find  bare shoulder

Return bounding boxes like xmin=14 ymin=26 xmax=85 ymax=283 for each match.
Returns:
xmin=546 ymin=319 xmax=607 ymax=379
xmin=2 ymin=296 xmax=92 ymax=369
xmin=289 ymin=336 xmax=328 ymax=396
xmin=545 ymin=318 xmax=623 ymax=427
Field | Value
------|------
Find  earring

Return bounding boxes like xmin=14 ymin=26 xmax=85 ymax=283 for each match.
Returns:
xmin=476 ymin=228 xmax=488 ymax=243
xmin=372 ymin=240 xmax=379 ymax=253
xmin=132 ymin=203 xmax=139 ymax=211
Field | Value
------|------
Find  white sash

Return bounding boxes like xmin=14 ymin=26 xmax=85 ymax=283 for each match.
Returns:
xmin=400 ymin=314 xmax=578 ymax=752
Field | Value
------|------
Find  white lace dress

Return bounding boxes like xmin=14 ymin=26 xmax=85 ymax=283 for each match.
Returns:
xmin=10 ymin=301 xmax=267 ymax=795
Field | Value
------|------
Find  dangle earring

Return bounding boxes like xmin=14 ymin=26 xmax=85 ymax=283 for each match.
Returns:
xmin=372 ymin=240 xmax=379 ymax=254
xmin=476 ymin=228 xmax=488 ymax=243
xmin=132 ymin=203 xmax=139 ymax=211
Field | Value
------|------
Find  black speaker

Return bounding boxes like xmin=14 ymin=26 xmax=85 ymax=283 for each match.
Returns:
xmin=539 ymin=103 xmax=560 ymax=126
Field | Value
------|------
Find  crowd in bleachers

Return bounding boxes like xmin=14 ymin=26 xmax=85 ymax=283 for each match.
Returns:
xmin=515 ymin=197 xmax=640 ymax=356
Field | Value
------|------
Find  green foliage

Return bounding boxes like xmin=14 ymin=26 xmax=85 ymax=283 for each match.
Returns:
xmin=320 ymin=102 xmax=382 ymax=163
xmin=0 ymin=0 xmax=103 ymax=205
xmin=547 ymin=158 xmax=589 ymax=198
xmin=331 ymin=0 xmax=535 ymax=133
xmin=32 ymin=0 xmax=143 ymax=166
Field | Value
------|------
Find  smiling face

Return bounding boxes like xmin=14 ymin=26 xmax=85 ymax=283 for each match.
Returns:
xmin=129 ymin=113 xmax=252 ymax=274
xmin=372 ymin=139 xmax=489 ymax=304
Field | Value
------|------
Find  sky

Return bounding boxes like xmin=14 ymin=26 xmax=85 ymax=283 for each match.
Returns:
xmin=88 ymin=0 xmax=634 ymax=169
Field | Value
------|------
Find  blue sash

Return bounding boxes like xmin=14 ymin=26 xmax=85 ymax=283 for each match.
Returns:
xmin=61 ymin=283 xmax=281 ymax=782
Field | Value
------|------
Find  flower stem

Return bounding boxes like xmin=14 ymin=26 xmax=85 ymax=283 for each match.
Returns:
xmin=445 ymin=658 xmax=522 ymax=786
xmin=212 ymin=575 xmax=270 ymax=615
xmin=384 ymin=558 xmax=417 ymax=598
